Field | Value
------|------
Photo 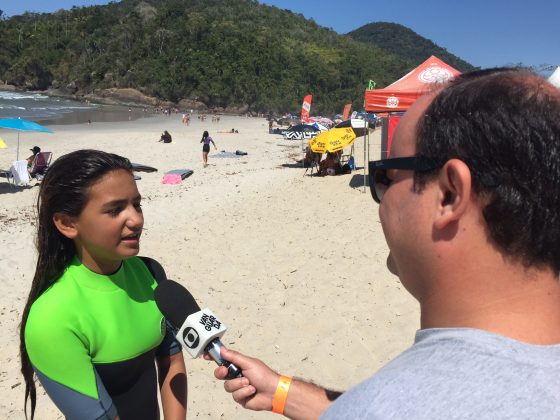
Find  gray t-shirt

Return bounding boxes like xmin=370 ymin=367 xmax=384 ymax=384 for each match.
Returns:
xmin=321 ymin=328 xmax=560 ymax=419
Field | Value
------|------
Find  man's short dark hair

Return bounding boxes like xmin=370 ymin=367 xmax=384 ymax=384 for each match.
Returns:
xmin=414 ymin=68 xmax=560 ymax=272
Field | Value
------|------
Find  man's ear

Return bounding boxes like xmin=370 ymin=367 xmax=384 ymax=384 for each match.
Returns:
xmin=433 ymin=159 xmax=472 ymax=230
xmin=53 ymin=213 xmax=78 ymax=239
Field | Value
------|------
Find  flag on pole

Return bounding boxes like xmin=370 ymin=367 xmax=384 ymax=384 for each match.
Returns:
xmin=300 ymin=94 xmax=312 ymax=122
xmin=342 ymin=103 xmax=352 ymax=120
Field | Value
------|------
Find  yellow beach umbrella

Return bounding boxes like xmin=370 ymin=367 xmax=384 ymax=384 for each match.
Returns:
xmin=0 ymin=137 xmax=7 ymax=148
xmin=308 ymin=127 xmax=356 ymax=154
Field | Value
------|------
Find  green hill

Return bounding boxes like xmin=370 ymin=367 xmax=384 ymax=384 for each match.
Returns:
xmin=347 ymin=22 xmax=476 ymax=73
xmin=0 ymin=1 xmax=474 ymax=114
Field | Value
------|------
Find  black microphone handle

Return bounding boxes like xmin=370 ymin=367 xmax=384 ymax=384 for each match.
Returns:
xmin=205 ymin=339 xmax=243 ymax=379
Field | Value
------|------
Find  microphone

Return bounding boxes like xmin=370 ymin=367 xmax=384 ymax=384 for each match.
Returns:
xmin=154 ymin=280 xmax=242 ymax=379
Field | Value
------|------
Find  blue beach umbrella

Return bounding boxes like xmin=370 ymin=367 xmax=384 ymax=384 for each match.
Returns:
xmin=0 ymin=118 xmax=53 ymax=160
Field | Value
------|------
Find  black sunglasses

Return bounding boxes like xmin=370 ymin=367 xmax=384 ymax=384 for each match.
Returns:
xmin=368 ymin=156 xmax=443 ymax=203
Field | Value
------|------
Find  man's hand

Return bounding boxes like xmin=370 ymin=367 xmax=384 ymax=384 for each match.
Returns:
xmin=208 ymin=347 xmax=336 ymax=419
xmin=211 ymin=348 xmax=279 ymax=411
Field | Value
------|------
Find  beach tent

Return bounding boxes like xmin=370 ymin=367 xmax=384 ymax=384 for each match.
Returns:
xmin=548 ymin=67 xmax=560 ymax=88
xmin=364 ymin=56 xmax=461 ymax=112
xmin=360 ymin=56 xmax=461 ymax=191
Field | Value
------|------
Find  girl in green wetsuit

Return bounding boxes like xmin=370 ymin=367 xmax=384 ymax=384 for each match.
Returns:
xmin=19 ymin=150 xmax=187 ymax=420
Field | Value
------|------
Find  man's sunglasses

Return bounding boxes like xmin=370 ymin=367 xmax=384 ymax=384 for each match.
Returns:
xmin=368 ymin=156 xmax=443 ymax=203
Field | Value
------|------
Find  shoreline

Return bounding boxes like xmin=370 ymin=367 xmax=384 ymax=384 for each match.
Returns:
xmin=0 ymin=84 xmax=254 ymax=122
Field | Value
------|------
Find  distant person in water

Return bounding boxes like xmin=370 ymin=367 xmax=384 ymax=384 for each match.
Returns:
xmin=158 ymin=130 xmax=172 ymax=143
xmin=200 ymin=131 xmax=217 ymax=167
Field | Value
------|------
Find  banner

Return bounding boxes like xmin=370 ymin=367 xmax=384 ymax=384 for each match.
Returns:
xmin=300 ymin=94 xmax=312 ymax=122
xmin=387 ymin=115 xmax=401 ymax=155
xmin=342 ymin=103 xmax=352 ymax=120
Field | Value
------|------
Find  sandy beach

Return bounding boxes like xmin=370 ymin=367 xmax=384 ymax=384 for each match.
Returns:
xmin=0 ymin=114 xmax=419 ymax=419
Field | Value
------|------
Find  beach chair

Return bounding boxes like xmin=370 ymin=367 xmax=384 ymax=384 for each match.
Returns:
xmin=340 ymin=145 xmax=355 ymax=166
xmin=0 ymin=168 xmax=15 ymax=189
xmin=304 ymin=155 xmax=321 ymax=176
xmin=302 ymin=147 xmax=321 ymax=176
xmin=29 ymin=151 xmax=52 ymax=179
xmin=10 ymin=160 xmax=31 ymax=185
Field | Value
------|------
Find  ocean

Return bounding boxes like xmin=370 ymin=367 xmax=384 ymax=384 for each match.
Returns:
xmin=0 ymin=90 xmax=154 ymax=125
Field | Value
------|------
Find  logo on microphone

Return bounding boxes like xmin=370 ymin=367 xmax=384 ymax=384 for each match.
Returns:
xmin=200 ymin=313 xmax=222 ymax=331
xmin=182 ymin=327 xmax=200 ymax=348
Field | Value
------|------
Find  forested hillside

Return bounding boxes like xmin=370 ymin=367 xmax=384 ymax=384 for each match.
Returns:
xmin=348 ymin=22 xmax=475 ymax=74
xmin=0 ymin=0 xmax=473 ymax=114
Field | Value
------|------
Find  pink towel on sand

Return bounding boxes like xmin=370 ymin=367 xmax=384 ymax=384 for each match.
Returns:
xmin=162 ymin=174 xmax=182 ymax=184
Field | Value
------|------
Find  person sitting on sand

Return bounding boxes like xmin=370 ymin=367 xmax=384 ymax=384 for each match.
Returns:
xmin=319 ymin=151 xmax=341 ymax=176
xmin=158 ymin=130 xmax=172 ymax=143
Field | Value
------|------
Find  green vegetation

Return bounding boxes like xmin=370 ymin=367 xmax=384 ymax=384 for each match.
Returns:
xmin=347 ymin=22 xmax=476 ymax=73
xmin=0 ymin=1 xmax=473 ymax=114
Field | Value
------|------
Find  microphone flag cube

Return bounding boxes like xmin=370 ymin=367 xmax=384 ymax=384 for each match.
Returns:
xmin=176 ymin=308 xmax=227 ymax=358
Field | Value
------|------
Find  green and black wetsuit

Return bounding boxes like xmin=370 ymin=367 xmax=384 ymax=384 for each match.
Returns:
xmin=25 ymin=256 xmax=181 ymax=420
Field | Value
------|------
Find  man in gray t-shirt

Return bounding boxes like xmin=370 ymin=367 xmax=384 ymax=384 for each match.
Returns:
xmin=212 ymin=69 xmax=560 ymax=419
xmin=324 ymin=328 xmax=560 ymax=419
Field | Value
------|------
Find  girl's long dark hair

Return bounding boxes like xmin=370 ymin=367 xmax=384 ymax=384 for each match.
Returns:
xmin=201 ymin=130 xmax=209 ymax=141
xmin=20 ymin=149 xmax=132 ymax=419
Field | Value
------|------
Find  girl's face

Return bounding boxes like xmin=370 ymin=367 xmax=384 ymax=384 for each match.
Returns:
xmin=71 ymin=169 xmax=144 ymax=274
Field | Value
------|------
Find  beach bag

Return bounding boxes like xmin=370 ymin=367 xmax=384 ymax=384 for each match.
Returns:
xmin=348 ymin=156 xmax=356 ymax=171
xmin=162 ymin=174 xmax=182 ymax=184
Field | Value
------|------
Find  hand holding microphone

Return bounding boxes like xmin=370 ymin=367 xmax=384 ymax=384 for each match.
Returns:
xmin=154 ymin=280 xmax=242 ymax=379
xmin=154 ymin=280 xmax=303 ymax=415
xmin=212 ymin=347 xmax=283 ymax=412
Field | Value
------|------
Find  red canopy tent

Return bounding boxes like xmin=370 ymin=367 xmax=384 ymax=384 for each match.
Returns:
xmin=364 ymin=55 xmax=461 ymax=113
xmin=361 ymin=56 xmax=462 ymax=163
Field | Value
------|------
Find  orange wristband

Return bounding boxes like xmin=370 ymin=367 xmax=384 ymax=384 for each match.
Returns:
xmin=271 ymin=375 xmax=292 ymax=414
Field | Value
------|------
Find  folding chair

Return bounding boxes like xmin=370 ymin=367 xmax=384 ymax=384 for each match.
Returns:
xmin=29 ymin=151 xmax=52 ymax=179
xmin=340 ymin=145 xmax=355 ymax=166
xmin=304 ymin=158 xmax=320 ymax=176
xmin=0 ymin=169 xmax=15 ymax=189
xmin=303 ymin=150 xmax=322 ymax=176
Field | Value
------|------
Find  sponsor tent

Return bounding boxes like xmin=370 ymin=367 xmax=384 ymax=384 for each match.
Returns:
xmin=360 ymin=56 xmax=461 ymax=190
xmin=364 ymin=56 xmax=461 ymax=113
xmin=548 ymin=67 xmax=560 ymax=88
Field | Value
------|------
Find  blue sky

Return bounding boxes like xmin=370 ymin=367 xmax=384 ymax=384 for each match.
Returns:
xmin=2 ymin=0 xmax=559 ymax=70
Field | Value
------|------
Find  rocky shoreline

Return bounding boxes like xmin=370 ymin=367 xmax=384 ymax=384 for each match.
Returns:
xmin=0 ymin=83 xmax=250 ymax=115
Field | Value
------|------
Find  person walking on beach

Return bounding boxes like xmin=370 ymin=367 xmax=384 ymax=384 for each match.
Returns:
xmin=200 ymin=130 xmax=217 ymax=167
xmin=20 ymin=150 xmax=187 ymax=420
xmin=211 ymin=69 xmax=560 ymax=418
